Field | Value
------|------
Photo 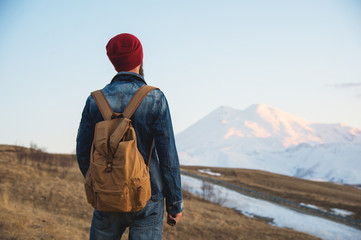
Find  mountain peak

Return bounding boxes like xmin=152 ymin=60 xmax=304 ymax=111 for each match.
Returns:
xmin=246 ymin=103 xmax=284 ymax=115
xmin=178 ymin=104 xmax=360 ymax=148
xmin=216 ymin=104 xmax=277 ymax=116
xmin=214 ymin=105 xmax=241 ymax=114
xmin=248 ymin=102 xmax=270 ymax=110
xmin=215 ymin=105 xmax=239 ymax=111
xmin=176 ymin=103 xmax=361 ymax=184
xmin=244 ymin=103 xmax=311 ymax=127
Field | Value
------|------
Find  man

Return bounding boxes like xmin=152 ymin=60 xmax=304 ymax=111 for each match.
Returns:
xmin=76 ymin=33 xmax=183 ymax=240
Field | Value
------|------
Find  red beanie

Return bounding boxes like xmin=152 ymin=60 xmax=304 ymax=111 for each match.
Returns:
xmin=106 ymin=33 xmax=143 ymax=72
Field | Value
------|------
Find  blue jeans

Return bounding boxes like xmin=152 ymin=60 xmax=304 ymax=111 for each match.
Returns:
xmin=90 ymin=199 xmax=164 ymax=240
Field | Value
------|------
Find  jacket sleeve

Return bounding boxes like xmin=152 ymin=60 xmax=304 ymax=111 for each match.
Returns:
xmin=152 ymin=92 xmax=184 ymax=214
xmin=76 ymin=96 xmax=95 ymax=177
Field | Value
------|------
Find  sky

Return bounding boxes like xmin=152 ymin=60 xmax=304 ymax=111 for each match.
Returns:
xmin=1 ymin=0 xmax=361 ymax=153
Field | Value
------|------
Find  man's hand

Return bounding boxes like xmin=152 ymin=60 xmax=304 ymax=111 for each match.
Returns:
xmin=167 ymin=212 xmax=182 ymax=226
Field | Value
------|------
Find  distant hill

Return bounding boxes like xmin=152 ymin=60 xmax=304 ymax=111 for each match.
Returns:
xmin=176 ymin=104 xmax=361 ymax=184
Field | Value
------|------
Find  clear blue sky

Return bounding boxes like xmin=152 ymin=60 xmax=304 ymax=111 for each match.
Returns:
xmin=1 ymin=0 xmax=361 ymax=153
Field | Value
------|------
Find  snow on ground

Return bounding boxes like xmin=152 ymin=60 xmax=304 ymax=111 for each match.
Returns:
xmin=182 ymin=175 xmax=361 ymax=240
xmin=332 ymin=208 xmax=354 ymax=217
xmin=300 ymin=203 xmax=323 ymax=210
xmin=198 ymin=169 xmax=222 ymax=176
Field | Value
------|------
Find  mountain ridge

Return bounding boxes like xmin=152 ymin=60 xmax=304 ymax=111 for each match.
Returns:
xmin=176 ymin=104 xmax=361 ymax=184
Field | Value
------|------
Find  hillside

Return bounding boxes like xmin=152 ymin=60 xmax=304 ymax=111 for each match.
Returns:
xmin=181 ymin=166 xmax=361 ymax=222
xmin=0 ymin=144 xmax=320 ymax=240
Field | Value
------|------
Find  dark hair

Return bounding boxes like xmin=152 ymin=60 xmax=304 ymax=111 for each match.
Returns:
xmin=139 ymin=63 xmax=144 ymax=77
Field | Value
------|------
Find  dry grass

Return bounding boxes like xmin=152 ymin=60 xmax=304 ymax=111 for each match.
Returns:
xmin=0 ymin=145 xmax=91 ymax=240
xmin=0 ymin=144 xmax=320 ymax=240
xmin=181 ymin=166 xmax=361 ymax=221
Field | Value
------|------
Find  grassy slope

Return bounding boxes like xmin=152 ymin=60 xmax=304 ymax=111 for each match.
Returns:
xmin=0 ymin=145 xmax=320 ymax=240
xmin=181 ymin=165 xmax=361 ymax=221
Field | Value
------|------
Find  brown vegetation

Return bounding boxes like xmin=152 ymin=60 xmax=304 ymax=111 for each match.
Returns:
xmin=0 ymin=145 xmax=320 ymax=240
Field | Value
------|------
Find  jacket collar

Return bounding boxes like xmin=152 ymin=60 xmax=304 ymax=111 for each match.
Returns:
xmin=111 ymin=72 xmax=147 ymax=85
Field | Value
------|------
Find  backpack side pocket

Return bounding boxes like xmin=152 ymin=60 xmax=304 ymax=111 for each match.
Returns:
xmin=131 ymin=176 xmax=151 ymax=211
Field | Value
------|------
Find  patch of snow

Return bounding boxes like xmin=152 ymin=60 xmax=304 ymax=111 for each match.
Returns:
xmin=300 ymin=203 xmax=321 ymax=210
xmin=182 ymin=175 xmax=361 ymax=240
xmin=332 ymin=208 xmax=354 ymax=217
xmin=244 ymin=121 xmax=271 ymax=138
xmin=198 ymin=169 xmax=222 ymax=176
xmin=224 ymin=127 xmax=244 ymax=139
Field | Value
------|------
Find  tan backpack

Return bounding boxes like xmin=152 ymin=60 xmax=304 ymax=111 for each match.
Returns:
xmin=84 ymin=85 xmax=158 ymax=212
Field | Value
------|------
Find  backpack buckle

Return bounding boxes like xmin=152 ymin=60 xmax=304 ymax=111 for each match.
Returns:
xmin=105 ymin=158 xmax=113 ymax=172
xmin=111 ymin=112 xmax=123 ymax=119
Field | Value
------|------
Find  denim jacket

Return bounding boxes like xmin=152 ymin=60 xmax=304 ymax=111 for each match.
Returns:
xmin=76 ymin=72 xmax=183 ymax=214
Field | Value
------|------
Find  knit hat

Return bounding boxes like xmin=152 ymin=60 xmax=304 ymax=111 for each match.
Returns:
xmin=106 ymin=33 xmax=143 ymax=72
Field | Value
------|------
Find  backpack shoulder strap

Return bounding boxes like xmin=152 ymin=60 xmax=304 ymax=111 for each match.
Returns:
xmin=91 ymin=90 xmax=113 ymax=120
xmin=122 ymin=85 xmax=158 ymax=119
xmin=108 ymin=85 xmax=158 ymax=156
xmin=125 ymin=85 xmax=158 ymax=166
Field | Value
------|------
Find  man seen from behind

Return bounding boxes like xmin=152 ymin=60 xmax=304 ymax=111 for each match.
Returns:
xmin=76 ymin=33 xmax=183 ymax=240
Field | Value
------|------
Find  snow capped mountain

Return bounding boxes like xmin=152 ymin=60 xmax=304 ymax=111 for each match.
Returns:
xmin=176 ymin=104 xmax=361 ymax=184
